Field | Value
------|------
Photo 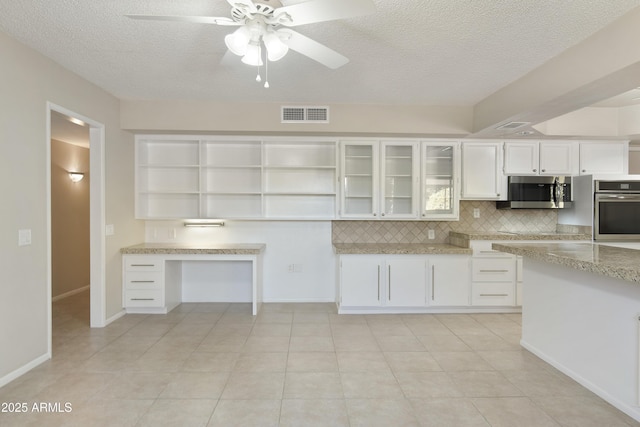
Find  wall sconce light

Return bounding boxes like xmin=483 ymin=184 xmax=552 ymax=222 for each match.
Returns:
xmin=69 ymin=172 xmax=84 ymax=182
xmin=183 ymin=220 xmax=225 ymax=227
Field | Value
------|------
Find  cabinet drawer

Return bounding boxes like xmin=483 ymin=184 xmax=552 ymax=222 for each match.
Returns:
xmin=125 ymin=289 xmax=164 ymax=307
xmin=125 ymin=272 xmax=163 ymax=290
xmin=471 ymin=283 xmax=515 ymax=306
xmin=470 ymin=242 xmax=515 ymax=258
xmin=472 ymin=258 xmax=515 ymax=282
xmin=125 ymin=257 xmax=163 ymax=272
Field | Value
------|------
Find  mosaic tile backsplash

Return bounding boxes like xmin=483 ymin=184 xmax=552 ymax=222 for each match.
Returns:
xmin=332 ymin=201 xmax=559 ymax=244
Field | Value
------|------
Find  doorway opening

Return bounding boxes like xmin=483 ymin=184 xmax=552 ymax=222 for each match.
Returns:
xmin=46 ymin=103 xmax=106 ymax=355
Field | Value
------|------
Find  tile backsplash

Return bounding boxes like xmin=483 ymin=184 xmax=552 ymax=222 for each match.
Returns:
xmin=332 ymin=201 xmax=558 ymax=244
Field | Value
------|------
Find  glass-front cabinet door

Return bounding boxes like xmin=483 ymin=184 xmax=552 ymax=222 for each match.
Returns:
xmin=380 ymin=141 xmax=419 ymax=219
xmin=421 ymin=141 xmax=460 ymax=220
xmin=341 ymin=141 xmax=379 ymax=218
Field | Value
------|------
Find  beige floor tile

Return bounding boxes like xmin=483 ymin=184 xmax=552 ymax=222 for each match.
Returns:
xmin=331 ymin=323 xmax=374 ymax=337
xmin=502 ymin=370 xmax=594 ymax=397
xmin=180 ymin=312 xmax=224 ymax=325
xmin=449 ymin=371 xmax=524 ymax=398
xmin=289 ymin=336 xmax=334 ymax=352
xmin=100 ymin=372 xmax=172 ymax=399
xmin=221 ymin=372 xmax=285 ymax=399
xmin=254 ymin=311 xmax=294 ymax=324
xmin=291 ymin=323 xmax=332 ymax=337
xmin=410 ymin=397 xmax=490 ymax=427
xmin=62 ymin=398 xmax=155 ymax=427
xmin=431 ymin=351 xmax=495 ymax=372
xmin=293 ymin=312 xmax=330 ymax=323
xmin=404 ymin=321 xmax=452 ymax=336
xmin=148 ymin=334 xmax=205 ymax=352
xmin=198 ymin=335 xmax=247 ymax=352
xmin=163 ymin=322 xmax=214 ymax=337
xmin=384 ymin=351 xmax=441 ymax=372
xmin=241 ymin=336 xmax=290 ymax=353
xmin=128 ymin=350 xmax=191 ymax=372
xmin=284 ymin=372 xmax=343 ymax=398
xmin=346 ymin=398 xmax=419 ymax=427
xmin=137 ymin=398 xmax=217 ymax=427
xmin=395 ymin=371 xmax=464 ymax=398
xmin=477 ymin=350 xmax=549 ymax=371
xmin=160 ymin=372 xmax=229 ymax=399
xmin=329 ymin=313 xmax=368 ymax=324
xmin=207 ymin=399 xmax=281 ymax=427
xmin=81 ymin=350 xmax=143 ymax=373
xmin=532 ymin=395 xmax=640 ymax=427
xmin=471 ymin=396 xmax=560 ymax=427
xmin=182 ymin=352 xmax=239 ymax=372
xmin=375 ymin=335 xmax=426 ymax=352
xmin=341 ymin=371 xmax=404 ymax=398
xmin=286 ymin=352 xmax=339 ymax=373
xmin=233 ymin=352 xmax=288 ymax=372
xmin=249 ymin=323 xmax=292 ymax=337
xmin=417 ymin=334 xmax=471 ymax=352
xmin=280 ymin=399 xmax=349 ymax=427
xmin=32 ymin=372 xmax=114 ymax=403
xmin=332 ymin=335 xmax=380 ymax=352
xmin=337 ymin=351 xmax=391 ymax=373
xmin=98 ymin=335 xmax=159 ymax=354
xmin=457 ymin=333 xmax=520 ymax=351
xmin=370 ymin=323 xmax=414 ymax=337
xmin=207 ymin=323 xmax=253 ymax=337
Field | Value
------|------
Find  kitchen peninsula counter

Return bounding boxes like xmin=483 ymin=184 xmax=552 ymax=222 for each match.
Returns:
xmin=491 ymin=240 xmax=640 ymax=422
xmin=121 ymin=243 xmax=265 ymax=255
xmin=332 ymin=243 xmax=472 ymax=255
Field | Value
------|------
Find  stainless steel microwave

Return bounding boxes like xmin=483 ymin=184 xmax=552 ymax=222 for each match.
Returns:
xmin=496 ymin=176 xmax=572 ymax=209
xmin=594 ymin=180 xmax=640 ymax=241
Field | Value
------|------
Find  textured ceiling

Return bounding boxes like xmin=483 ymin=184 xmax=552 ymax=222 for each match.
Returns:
xmin=1 ymin=0 xmax=640 ymax=106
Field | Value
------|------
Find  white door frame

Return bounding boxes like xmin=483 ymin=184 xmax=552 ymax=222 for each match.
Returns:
xmin=46 ymin=102 xmax=106 ymax=352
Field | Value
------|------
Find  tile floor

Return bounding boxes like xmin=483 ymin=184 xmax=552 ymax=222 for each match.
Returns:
xmin=1 ymin=290 xmax=638 ymax=427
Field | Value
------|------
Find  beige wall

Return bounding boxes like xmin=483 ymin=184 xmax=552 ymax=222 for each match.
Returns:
xmin=51 ymin=139 xmax=90 ymax=298
xmin=0 ymin=30 xmax=143 ymax=382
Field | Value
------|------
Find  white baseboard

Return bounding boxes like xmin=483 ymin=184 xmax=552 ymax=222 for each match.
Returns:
xmin=0 ymin=353 xmax=50 ymax=388
xmin=262 ymin=298 xmax=336 ymax=303
xmin=52 ymin=285 xmax=90 ymax=302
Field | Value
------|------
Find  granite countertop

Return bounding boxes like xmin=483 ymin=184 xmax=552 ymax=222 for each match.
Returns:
xmin=450 ymin=231 xmax=591 ymax=241
xmin=121 ymin=243 xmax=266 ymax=255
xmin=333 ymin=243 xmax=473 ymax=255
xmin=492 ymin=242 xmax=640 ymax=284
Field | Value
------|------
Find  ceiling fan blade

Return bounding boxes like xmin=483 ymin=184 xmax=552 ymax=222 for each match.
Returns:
xmin=125 ymin=15 xmax=241 ymax=26
xmin=275 ymin=0 xmax=375 ymax=27
xmin=226 ymin=0 xmax=258 ymax=14
xmin=280 ymin=29 xmax=348 ymax=69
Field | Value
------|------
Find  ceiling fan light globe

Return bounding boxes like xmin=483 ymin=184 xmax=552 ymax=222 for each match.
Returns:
xmin=224 ymin=26 xmax=251 ymax=56
xmin=241 ymin=42 xmax=263 ymax=66
xmin=263 ymin=32 xmax=288 ymax=61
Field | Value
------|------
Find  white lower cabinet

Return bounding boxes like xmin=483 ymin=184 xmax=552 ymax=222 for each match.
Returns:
xmin=339 ymin=255 xmax=427 ymax=308
xmin=470 ymin=241 xmax=517 ymax=307
xmin=339 ymin=254 xmax=474 ymax=312
xmin=429 ymin=256 xmax=471 ymax=306
xmin=122 ymin=255 xmax=182 ymax=314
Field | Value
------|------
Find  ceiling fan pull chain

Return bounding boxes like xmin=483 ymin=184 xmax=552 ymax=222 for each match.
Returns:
xmin=264 ymin=54 xmax=270 ymax=88
xmin=255 ymin=61 xmax=262 ymax=82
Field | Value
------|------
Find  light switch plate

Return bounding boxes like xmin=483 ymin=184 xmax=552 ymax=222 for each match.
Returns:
xmin=428 ymin=229 xmax=435 ymax=240
xmin=18 ymin=229 xmax=31 ymax=246
xmin=473 ymin=208 xmax=480 ymax=218
xmin=105 ymin=224 xmax=114 ymax=236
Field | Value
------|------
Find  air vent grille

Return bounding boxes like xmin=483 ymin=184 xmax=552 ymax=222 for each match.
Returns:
xmin=282 ymin=106 xmax=329 ymax=123
xmin=496 ymin=121 xmax=530 ymax=130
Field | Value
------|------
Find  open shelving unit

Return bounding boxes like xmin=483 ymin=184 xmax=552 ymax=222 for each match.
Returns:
xmin=135 ymin=136 xmax=338 ymax=220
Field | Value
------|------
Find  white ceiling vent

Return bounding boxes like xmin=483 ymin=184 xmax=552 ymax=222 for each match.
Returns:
xmin=495 ymin=121 xmax=530 ymax=130
xmin=282 ymin=106 xmax=329 ymax=123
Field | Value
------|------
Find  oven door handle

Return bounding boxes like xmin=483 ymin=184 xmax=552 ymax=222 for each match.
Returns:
xmin=596 ymin=194 xmax=640 ymax=201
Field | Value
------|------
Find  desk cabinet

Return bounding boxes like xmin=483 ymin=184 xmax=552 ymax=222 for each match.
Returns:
xmin=123 ymin=256 xmax=168 ymax=312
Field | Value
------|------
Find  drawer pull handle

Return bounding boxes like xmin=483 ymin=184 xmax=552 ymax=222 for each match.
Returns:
xmin=479 ymin=269 xmax=509 ymax=273
xmin=377 ymin=265 xmax=380 ymax=301
xmin=480 ymin=293 xmax=509 ymax=297
xmin=131 ymin=298 xmax=155 ymax=301
xmin=431 ymin=265 xmax=435 ymax=301
xmin=131 ymin=280 xmax=155 ymax=283
xmin=131 ymin=264 xmax=156 ymax=267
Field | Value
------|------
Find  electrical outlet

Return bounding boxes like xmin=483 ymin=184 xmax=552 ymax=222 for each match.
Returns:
xmin=428 ymin=229 xmax=435 ymax=240
xmin=18 ymin=229 xmax=31 ymax=246
xmin=473 ymin=208 xmax=480 ymax=218
xmin=288 ymin=264 xmax=302 ymax=273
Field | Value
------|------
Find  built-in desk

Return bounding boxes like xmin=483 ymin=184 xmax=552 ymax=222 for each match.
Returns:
xmin=120 ymin=243 xmax=265 ymax=315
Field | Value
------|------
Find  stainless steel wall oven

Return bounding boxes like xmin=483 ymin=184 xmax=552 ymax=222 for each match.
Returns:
xmin=594 ymin=180 xmax=640 ymax=241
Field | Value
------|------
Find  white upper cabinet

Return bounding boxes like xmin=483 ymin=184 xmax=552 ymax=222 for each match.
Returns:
xmin=503 ymin=141 xmax=574 ymax=176
xmin=340 ymin=140 xmax=419 ymax=219
xmin=421 ymin=141 xmax=460 ymax=220
xmin=579 ymin=141 xmax=628 ymax=175
xmin=461 ymin=142 xmax=506 ymax=200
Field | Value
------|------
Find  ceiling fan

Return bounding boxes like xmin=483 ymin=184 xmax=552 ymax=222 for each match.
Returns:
xmin=127 ymin=0 xmax=376 ymax=71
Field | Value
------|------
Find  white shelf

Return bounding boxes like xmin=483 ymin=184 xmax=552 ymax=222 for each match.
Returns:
xmin=135 ymin=136 xmax=338 ymax=220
